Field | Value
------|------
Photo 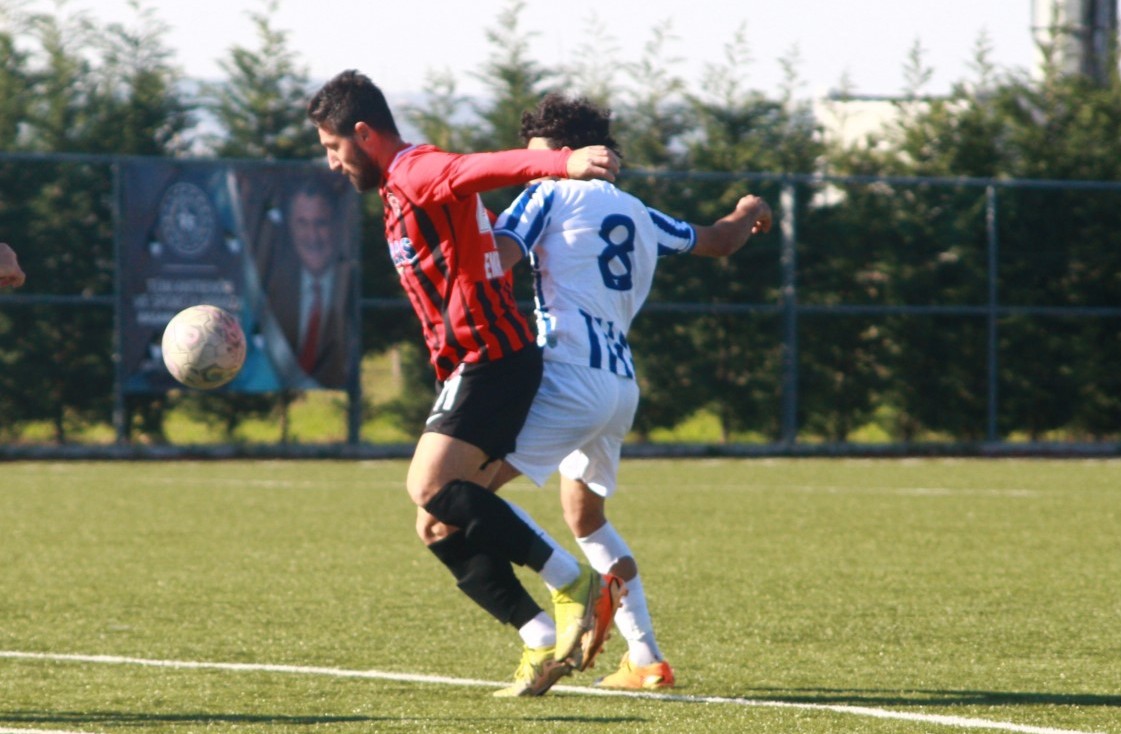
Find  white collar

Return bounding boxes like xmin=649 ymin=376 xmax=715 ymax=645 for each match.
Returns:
xmin=387 ymin=144 xmax=419 ymax=175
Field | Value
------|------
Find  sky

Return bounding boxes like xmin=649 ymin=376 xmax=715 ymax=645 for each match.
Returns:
xmin=23 ymin=0 xmax=1040 ymax=101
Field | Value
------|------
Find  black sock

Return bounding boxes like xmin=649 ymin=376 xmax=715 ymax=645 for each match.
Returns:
xmin=428 ymin=531 xmax=542 ymax=628
xmin=424 ymin=479 xmax=553 ymax=571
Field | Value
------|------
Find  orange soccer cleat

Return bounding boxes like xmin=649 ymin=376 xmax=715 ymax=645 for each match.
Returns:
xmin=595 ymin=653 xmax=676 ymax=690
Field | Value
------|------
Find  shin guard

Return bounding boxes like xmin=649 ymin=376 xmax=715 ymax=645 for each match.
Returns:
xmin=428 ymin=531 xmax=542 ymax=628
xmin=424 ymin=479 xmax=552 ymax=570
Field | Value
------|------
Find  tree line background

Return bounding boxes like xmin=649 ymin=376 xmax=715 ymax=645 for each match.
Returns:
xmin=1 ymin=0 xmax=1119 ymax=447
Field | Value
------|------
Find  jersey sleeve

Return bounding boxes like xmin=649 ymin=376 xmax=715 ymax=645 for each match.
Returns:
xmin=648 ymin=206 xmax=696 ymax=256
xmin=493 ymin=180 xmax=556 ymax=257
xmin=401 ymin=147 xmax=570 ymax=205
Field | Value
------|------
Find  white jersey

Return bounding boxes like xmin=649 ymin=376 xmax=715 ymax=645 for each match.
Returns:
xmin=494 ymin=179 xmax=695 ymax=379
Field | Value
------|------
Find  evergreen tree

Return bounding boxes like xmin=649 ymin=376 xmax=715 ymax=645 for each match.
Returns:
xmin=824 ymin=40 xmax=1001 ymax=441
xmin=625 ymin=26 xmax=823 ymax=441
xmin=93 ymin=1 xmax=191 ymax=442
xmin=0 ymin=23 xmax=29 ymax=435
xmin=0 ymin=30 xmax=29 ymax=149
xmin=22 ymin=8 xmax=95 ymax=151
xmin=0 ymin=2 xmax=189 ymax=441
xmin=989 ymin=63 xmax=1121 ymax=439
xmin=208 ymin=0 xmax=319 ymax=160
xmin=824 ymin=32 xmax=1121 ymax=441
xmin=557 ymin=12 xmax=622 ymax=107
xmin=87 ymin=0 xmax=191 ymax=156
xmin=405 ymin=70 xmax=475 ymax=152
xmin=614 ymin=20 xmax=688 ymax=170
xmin=191 ymin=0 xmax=323 ymax=440
xmin=468 ymin=0 xmax=555 ymax=153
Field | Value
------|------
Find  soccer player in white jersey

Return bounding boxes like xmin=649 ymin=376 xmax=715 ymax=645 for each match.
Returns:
xmin=487 ymin=94 xmax=773 ymax=690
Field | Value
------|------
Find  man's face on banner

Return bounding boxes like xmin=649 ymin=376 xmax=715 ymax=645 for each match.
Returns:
xmin=289 ymin=191 xmax=336 ymax=276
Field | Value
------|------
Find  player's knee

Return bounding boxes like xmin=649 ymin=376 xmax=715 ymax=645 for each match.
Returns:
xmin=610 ymin=555 xmax=638 ymax=581
xmin=563 ymin=495 xmax=607 ymax=537
xmin=414 ymin=513 xmax=433 ymax=542
xmin=566 ymin=512 xmax=606 ymax=539
xmin=416 ymin=512 xmax=453 ymax=546
xmin=406 ymin=479 xmax=433 ymax=507
xmin=561 ymin=481 xmax=607 ymax=537
xmin=404 ymin=446 xmax=446 ymax=506
xmin=406 ymin=469 xmax=447 ymax=507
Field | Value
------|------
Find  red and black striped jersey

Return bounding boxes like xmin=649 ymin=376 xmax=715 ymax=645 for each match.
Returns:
xmin=380 ymin=144 xmax=572 ymax=380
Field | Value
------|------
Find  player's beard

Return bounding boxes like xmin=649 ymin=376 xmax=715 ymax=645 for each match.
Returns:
xmin=349 ymin=147 xmax=382 ymax=192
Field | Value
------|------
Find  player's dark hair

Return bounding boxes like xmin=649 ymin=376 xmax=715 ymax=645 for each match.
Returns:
xmin=307 ymin=69 xmax=400 ymax=137
xmin=519 ymin=93 xmax=621 ymax=157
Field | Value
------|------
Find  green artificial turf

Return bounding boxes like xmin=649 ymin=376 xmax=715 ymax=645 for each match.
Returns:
xmin=1 ymin=458 xmax=1118 ymax=733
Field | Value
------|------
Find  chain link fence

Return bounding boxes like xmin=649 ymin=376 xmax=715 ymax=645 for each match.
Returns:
xmin=1 ymin=153 xmax=1119 ymax=458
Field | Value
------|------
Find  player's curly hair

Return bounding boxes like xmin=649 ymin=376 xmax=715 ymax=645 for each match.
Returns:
xmin=519 ymin=93 xmax=621 ymax=157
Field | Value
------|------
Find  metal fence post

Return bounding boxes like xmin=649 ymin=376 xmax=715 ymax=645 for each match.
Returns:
xmin=780 ymin=181 xmax=799 ymax=445
xmin=986 ymin=185 xmax=999 ymax=442
xmin=346 ymin=196 xmax=364 ymax=446
xmin=111 ymin=159 xmax=128 ymax=443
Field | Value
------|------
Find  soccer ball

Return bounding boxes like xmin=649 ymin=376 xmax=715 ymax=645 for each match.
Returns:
xmin=161 ymin=304 xmax=246 ymax=389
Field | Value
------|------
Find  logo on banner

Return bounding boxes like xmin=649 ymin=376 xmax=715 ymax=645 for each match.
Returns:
xmin=157 ymin=182 xmax=216 ymax=258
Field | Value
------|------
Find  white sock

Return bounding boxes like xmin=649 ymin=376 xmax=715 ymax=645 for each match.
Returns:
xmin=614 ymin=576 xmax=661 ymax=665
xmin=539 ymin=550 xmax=581 ymax=591
xmin=574 ymin=521 xmax=630 ymax=574
xmin=518 ymin=611 xmax=557 ymax=649
xmin=505 ymin=499 xmax=581 ymax=590
xmin=576 ymin=522 xmax=663 ymax=666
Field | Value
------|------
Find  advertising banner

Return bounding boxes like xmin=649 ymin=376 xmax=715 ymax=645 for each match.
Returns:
xmin=118 ymin=161 xmax=360 ymax=393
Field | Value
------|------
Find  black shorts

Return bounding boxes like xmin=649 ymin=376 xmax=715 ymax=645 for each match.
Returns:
xmin=423 ymin=346 xmax=544 ymax=461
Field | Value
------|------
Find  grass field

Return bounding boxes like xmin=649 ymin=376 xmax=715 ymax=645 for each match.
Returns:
xmin=1 ymin=458 xmax=1118 ymax=734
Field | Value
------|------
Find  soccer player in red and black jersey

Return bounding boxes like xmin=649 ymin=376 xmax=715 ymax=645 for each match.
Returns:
xmin=307 ymin=70 xmax=624 ymax=695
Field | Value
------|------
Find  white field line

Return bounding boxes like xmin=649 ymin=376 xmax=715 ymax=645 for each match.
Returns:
xmin=0 ymin=650 xmax=1106 ymax=734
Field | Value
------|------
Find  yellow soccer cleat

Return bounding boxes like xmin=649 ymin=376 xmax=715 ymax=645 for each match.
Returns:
xmin=595 ymin=653 xmax=676 ymax=690
xmin=553 ymin=567 xmax=626 ymax=672
xmin=493 ymin=645 xmax=572 ymax=697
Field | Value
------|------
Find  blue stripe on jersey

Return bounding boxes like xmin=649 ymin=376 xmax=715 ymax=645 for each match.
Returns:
xmin=502 ymin=181 xmax=541 ymax=224
xmin=604 ymin=320 xmax=619 ymax=374
xmin=616 ymin=331 xmax=635 ymax=379
xmin=648 ymin=206 xmax=696 ymax=256
xmin=497 ymin=182 xmax=554 ymax=256
xmin=581 ymin=309 xmax=602 ymax=370
xmin=521 ymin=187 xmax=553 ymax=252
xmin=578 ymin=308 xmax=635 ymax=379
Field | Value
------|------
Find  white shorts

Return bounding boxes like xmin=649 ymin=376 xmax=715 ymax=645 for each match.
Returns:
xmin=505 ymin=360 xmax=640 ymax=498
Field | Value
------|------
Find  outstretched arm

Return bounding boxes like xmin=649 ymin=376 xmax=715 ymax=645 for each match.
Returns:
xmin=0 ymin=242 xmax=25 ymax=288
xmin=416 ymin=145 xmax=620 ymax=203
xmin=691 ymin=195 xmax=773 ymax=258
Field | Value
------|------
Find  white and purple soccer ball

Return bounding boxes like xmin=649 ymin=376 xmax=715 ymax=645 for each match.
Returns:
xmin=161 ymin=304 xmax=246 ymax=390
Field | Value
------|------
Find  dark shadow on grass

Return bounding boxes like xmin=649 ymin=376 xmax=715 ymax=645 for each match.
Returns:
xmin=522 ymin=715 xmax=646 ymax=723
xmin=1 ymin=710 xmax=387 ymax=726
xmin=2 ymin=710 xmax=648 ymax=729
xmin=739 ymin=688 xmax=1121 ymax=708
